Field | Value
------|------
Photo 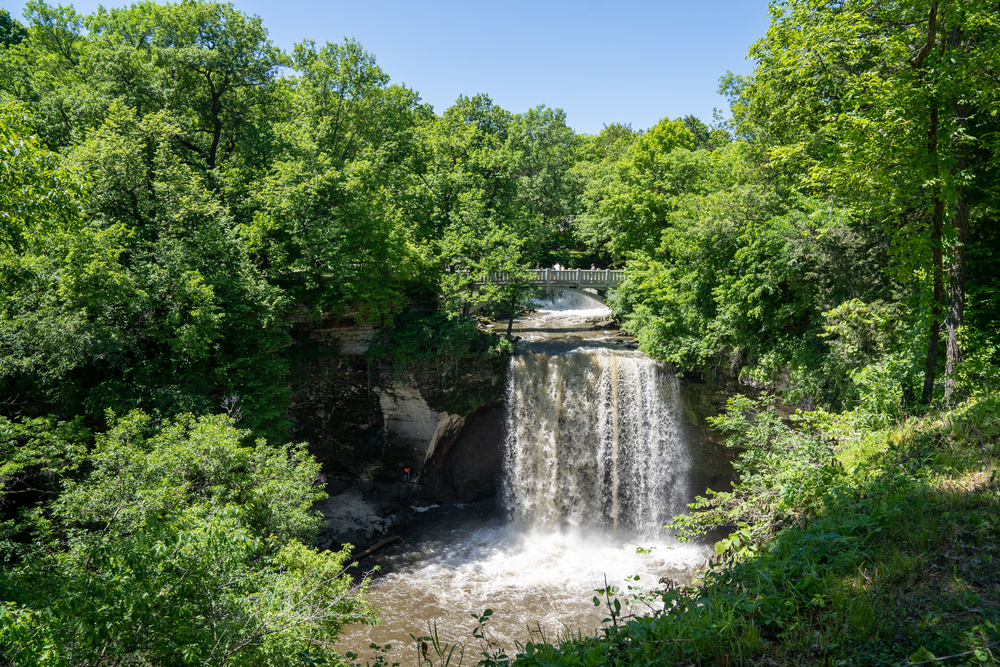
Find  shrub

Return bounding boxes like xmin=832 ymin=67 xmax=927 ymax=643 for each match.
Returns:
xmin=0 ymin=410 xmax=374 ymax=667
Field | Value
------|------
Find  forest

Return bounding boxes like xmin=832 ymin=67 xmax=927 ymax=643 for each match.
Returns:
xmin=1 ymin=0 xmax=1000 ymax=665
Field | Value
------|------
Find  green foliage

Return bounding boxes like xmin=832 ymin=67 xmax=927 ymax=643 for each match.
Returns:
xmin=508 ymin=105 xmax=578 ymax=230
xmin=605 ymin=0 xmax=1000 ymax=415
xmin=0 ymin=97 xmax=83 ymax=261
xmin=572 ymin=116 xmax=716 ymax=259
xmin=0 ymin=410 xmax=374 ymax=667
xmin=0 ymin=10 xmax=28 ymax=47
xmin=608 ymin=150 xmax=896 ymax=410
xmin=0 ymin=414 xmax=89 ymax=541
xmin=0 ymin=99 xmax=292 ymax=439
xmin=671 ymin=395 xmax=844 ymax=554
xmin=2 ymin=1 xmax=592 ymax=447
xmin=366 ymin=311 xmax=509 ymax=371
xmin=4 ymin=1 xmax=1000 ymax=662
xmin=249 ymin=38 xmax=424 ymax=321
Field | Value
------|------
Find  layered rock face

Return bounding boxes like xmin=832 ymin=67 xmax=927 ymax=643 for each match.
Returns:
xmin=286 ymin=312 xmax=508 ymax=502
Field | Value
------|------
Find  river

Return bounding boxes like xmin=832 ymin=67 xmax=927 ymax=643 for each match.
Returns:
xmin=339 ymin=291 xmax=712 ymax=662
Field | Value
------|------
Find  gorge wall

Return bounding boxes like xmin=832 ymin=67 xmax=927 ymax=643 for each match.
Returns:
xmin=285 ymin=310 xmax=766 ymax=521
xmin=285 ymin=310 xmax=509 ymax=501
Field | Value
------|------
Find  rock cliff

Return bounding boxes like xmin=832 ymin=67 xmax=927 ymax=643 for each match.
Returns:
xmin=285 ymin=312 xmax=507 ymax=500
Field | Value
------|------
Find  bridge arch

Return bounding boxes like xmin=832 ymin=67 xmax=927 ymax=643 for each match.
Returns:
xmin=538 ymin=287 xmax=609 ymax=308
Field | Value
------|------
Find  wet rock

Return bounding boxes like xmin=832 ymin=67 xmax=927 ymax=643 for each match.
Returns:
xmin=313 ymin=489 xmax=386 ymax=549
xmin=324 ymin=478 xmax=352 ymax=496
xmin=422 ymin=412 xmax=466 ymax=479
xmin=591 ymin=319 xmax=620 ymax=330
xmin=420 ymin=400 xmax=505 ymax=503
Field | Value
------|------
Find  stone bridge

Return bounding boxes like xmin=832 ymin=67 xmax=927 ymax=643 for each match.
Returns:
xmin=474 ymin=268 xmax=624 ymax=307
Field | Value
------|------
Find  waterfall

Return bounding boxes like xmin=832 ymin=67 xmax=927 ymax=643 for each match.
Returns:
xmin=340 ymin=313 xmax=711 ymax=660
xmin=503 ymin=348 xmax=690 ymax=538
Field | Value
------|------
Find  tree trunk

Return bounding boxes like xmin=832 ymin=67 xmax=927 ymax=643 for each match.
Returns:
xmin=921 ymin=105 xmax=944 ymax=405
xmin=463 ymin=283 xmax=475 ymax=318
xmin=944 ymin=187 xmax=967 ymax=405
xmin=506 ymin=293 xmax=517 ymax=337
xmin=944 ymin=26 xmax=968 ymax=406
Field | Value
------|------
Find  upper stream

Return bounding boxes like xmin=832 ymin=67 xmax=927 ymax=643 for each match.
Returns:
xmin=340 ymin=291 xmax=711 ymax=659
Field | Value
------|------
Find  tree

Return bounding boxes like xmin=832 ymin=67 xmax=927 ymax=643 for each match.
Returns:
xmin=607 ymin=134 xmax=896 ymax=408
xmin=570 ymin=123 xmax=638 ymax=255
xmin=508 ymin=105 xmax=578 ymax=231
xmin=0 ymin=410 xmax=374 ymax=666
xmin=1 ymin=0 xmax=299 ymax=438
xmin=0 ymin=9 xmax=27 ymax=47
xmin=0 ymin=97 xmax=90 ymax=406
xmin=579 ymin=116 xmax=710 ymax=259
xmin=3 ymin=0 xmax=285 ymax=203
xmin=439 ymin=209 xmax=538 ymax=332
xmin=405 ymin=94 xmax=533 ymax=314
xmin=86 ymin=0 xmax=284 ymax=174
xmin=249 ymin=38 xmax=424 ymax=322
xmin=740 ymin=0 xmax=1000 ymax=404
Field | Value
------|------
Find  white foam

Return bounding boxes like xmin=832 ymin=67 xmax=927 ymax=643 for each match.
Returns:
xmin=412 ymin=504 xmax=440 ymax=513
xmin=529 ymin=291 xmax=611 ymax=319
xmin=344 ymin=526 xmax=709 ymax=654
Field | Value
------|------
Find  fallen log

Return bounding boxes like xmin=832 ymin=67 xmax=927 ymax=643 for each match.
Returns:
xmin=352 ymin=534 xmax=401 ymax=561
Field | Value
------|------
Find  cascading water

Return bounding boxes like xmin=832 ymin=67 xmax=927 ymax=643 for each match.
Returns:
xmin=338 ymin=291 xmax=710 ymax=657
xmin=504 ymin=349 xmax=689 ymax=537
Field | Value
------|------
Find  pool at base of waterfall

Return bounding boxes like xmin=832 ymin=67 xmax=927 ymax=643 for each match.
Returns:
xmin=338 ymin=502 xmax=711 ymax=661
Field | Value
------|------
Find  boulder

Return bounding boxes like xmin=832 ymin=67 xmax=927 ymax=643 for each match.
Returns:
xmin=420 ymin=412 xmax=466 ymax=479
xmin=312 ymin=489 xmax=386 ymax=550
xmin=420 ymin=400 xmax=506 ymax=503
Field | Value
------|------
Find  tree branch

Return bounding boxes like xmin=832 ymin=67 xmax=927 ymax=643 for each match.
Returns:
xmin=909 ymin=2 xmax=938 ymax=69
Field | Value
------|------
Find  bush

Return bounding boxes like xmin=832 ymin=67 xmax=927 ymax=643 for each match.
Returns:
xmin=0 ymin=410 xmax=374 ymax=667
xmin=670 ymin=394 xmax=844 ymax=555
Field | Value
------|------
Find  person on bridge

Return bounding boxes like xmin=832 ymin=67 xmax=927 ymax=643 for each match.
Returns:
xmin=590 ymin=263 xmax=596 ymax=270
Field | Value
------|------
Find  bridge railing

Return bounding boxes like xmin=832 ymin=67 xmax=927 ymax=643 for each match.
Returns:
xmin=479 ymin=269 xmax=625 ymax=287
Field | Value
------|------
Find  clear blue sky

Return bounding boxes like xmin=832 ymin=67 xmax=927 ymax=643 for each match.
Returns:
xmin=1 ymin=0 xmax=771 ymax=135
